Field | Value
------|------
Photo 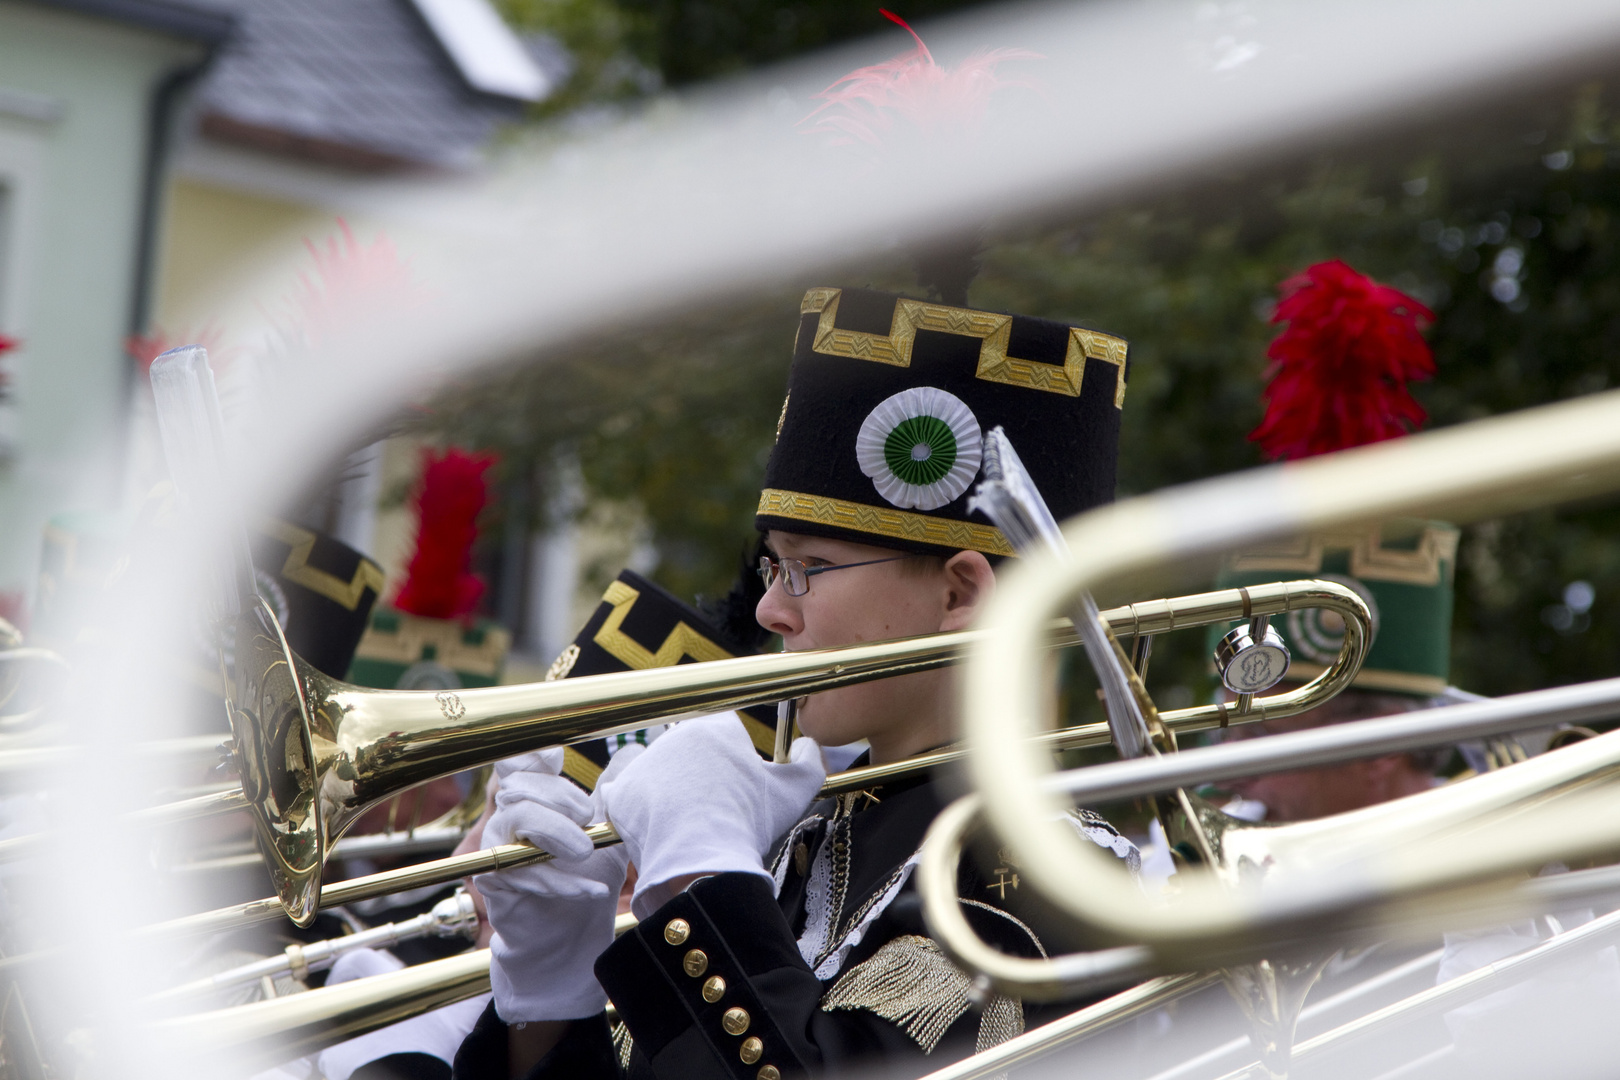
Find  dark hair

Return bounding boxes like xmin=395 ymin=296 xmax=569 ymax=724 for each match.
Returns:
xmin=695 ymin=536 xmax=773 ymax=655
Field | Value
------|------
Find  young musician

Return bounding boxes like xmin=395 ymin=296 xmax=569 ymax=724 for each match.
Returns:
xmin=454 ymin=286 xmax=1141 ymax=1080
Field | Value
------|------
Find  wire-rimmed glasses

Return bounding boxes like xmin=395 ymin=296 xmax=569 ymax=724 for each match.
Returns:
xmin=756 ymin=554 xmax=911 ymax=597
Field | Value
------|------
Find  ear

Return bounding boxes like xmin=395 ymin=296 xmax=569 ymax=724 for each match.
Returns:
xmin=939 ymin=550 xmax=996 ymax=632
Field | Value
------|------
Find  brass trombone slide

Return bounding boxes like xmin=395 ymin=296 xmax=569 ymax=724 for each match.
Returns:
xmin=919 ymin=675 xmax=1620 ymax=999
xmin=930 ymin=388 xmax=1620 ymax=994
xmin=225 ymin=578 xmax=1368 ymax=926
xmin=148 ymin=889 xmax=481 ymax=1006
xmin=148 ymin=949 xmax=494 ymax=1072
xmin=149 ymin=856 xmax=1620 ymax=1073
xmin=139 ymin=589 xmax=1361 ymax=946
xmin=1214 ymin=898 xmax=1620 ymax=1080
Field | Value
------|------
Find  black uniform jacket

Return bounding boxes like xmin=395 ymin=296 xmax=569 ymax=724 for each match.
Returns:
xmin=453 ymin=767 xmax=1138 ymax=1080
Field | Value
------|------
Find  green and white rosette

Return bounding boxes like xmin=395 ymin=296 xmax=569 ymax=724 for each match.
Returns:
xmin=855 ymin=387 xmax=983 ymax=511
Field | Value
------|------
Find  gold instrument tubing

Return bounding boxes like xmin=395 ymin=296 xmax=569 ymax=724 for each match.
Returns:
xmin=1214 ymin=903 xmax=1620 ymax=1080
xmin=224 ymin=577 xmax=1366 ymax=926
xmin=141 ymin=580 xmax=1364 ymax=944
xmin=920 ymin=678 xmax=1620 ymax=996
xmin=1141 ymin=948 xmax=1446 ymax=1080
xmin=149 ymin=949 xmax=493 ymax=1070
xmin=915 ymin=973 xmax=1222 ymax=1080
xmin=150 ymin=914 xmax=634 ymax=1062
xmin=943 ymin=386 xmax=1620 ymax=982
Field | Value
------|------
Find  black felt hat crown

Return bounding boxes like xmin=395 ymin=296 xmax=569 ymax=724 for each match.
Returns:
xmin=756 ymin=287 xmax=1130 ymax=557
xmin=549 ymin=569 xmax=780 ymax=791
xmin=252 ymin=521 xmax=386 ymax=678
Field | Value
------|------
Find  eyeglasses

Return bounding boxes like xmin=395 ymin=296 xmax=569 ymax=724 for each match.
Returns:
xmin=757 ymin=554 xmax=911 ymax=597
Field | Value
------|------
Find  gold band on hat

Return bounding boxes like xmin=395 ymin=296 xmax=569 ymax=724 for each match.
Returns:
xmin=758 ymin=489 xmax=1015 ymax=558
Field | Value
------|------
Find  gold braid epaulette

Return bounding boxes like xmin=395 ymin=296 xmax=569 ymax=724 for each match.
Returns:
xmin=820 ymin=934 xmax=1023 ymax=1054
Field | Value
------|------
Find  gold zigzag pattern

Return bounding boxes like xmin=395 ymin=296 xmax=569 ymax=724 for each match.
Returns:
xmin=593 ymin=581 xmax=734 ymax=669
xmin=801 ymin=288 xmax=1127 ymax=406
xmin=1226 ymin=524 xmax=1459 ymax=587
xmin=262 ymin=520 xmax=387 ymax=611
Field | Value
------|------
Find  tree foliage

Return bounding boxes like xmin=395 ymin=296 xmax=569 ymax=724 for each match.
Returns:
xmin=435 ymin=3 xmax=1620 ymax=702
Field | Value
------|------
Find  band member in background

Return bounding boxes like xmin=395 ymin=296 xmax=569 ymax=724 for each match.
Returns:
xmin=1205 ymin=260 xmax=1464 ymax=823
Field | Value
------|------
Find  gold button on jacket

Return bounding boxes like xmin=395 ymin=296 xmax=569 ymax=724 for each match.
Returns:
xmin=663 ymin=919 xmax=691 ymax=946
xmin=721 ymin=1007 xmax=751 ymax=1036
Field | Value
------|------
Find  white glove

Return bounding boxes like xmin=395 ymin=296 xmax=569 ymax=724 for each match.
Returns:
xmin=597 ymin=713 xmax=825 ymax=918
xmin=476 ymin=746 xmax=635 ymax=1022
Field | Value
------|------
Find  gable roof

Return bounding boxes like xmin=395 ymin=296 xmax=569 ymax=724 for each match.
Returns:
xmin=23 ymin=0 xmax=234 ymax=42
xmin=189 ymin=0 xmax=555 ymax=170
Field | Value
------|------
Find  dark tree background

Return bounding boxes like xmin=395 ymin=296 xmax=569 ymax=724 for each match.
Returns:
xmin=431 ymin=4 xmax=1620 ymax=707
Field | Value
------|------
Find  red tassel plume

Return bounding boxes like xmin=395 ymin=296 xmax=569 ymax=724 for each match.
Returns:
xmin=0 ymin=334 xmax=16 ymax=398
xmin=799 ymin=10 xmax=1039 ymax=148
xmin=1250 ymin=260 xmax=1435 ymax=462
xmin=393 ymin=447 xmax=496 ymax=621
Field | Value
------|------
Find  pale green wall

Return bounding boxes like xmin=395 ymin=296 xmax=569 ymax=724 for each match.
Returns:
xmin=0 ymin=2 xmax=205 ymax=601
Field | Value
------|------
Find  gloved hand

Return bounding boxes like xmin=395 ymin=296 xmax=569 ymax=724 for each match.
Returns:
xmin=596 ymin=713 xmax=825 ymax=918
xmin=475 ymin=746 xmax=636 ymax=1023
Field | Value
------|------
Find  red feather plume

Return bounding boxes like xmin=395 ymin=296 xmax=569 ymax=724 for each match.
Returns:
xmin=0 ymin=334 xmax=16 ymax=400
xmin=1250 ymin=260 xmax=1435 ymax=462
xmin=393 ymin=447 xmax=496 ymax=621
xmin=799 ymin=10 xmax=1039 ymax=148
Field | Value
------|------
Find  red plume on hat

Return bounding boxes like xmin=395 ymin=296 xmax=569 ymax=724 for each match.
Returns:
xmin=393 ymin=447 xmax=497 ymax=621
xmin=799 ymin=10 xmax=1039 ymax=148
xmin=0 ymin=333 xmax=16 ymax=400
xmin=1250 ymin=259 xmax=1435 ymax=462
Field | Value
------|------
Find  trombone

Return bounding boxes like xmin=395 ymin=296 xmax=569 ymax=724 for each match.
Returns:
xmin=116 ymin=577 xmax=1371 ymax=1065
xmin=919 ymin=387 xmax=1620 ymax=997
xmin=221 ymin=577 xmax=1370 ymax=926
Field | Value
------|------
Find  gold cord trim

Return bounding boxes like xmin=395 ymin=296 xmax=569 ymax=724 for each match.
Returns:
xmin=611 ymin=1020 xmax=634 ymax=1071
xmin=544 ymin=643 xmax=581 ymax=682
xmin=562 ymin=747 xmax=605 ymax=791
xmin=758 ymin=489 xmax=1015 ymax=558
xmin=801 ymin=288 xmax=1127 ymax=406
xmin=262 ymin=520 xmax=387 ymax=611
xmin=820 ymin=934 xmax=1023 ymax=1054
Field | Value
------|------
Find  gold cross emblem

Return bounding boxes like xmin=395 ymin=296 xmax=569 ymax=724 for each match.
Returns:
xmin=988 ymin=868 xmax=1020 ymax=899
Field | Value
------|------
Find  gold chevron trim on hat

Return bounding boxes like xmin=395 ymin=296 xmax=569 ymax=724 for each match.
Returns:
xmin=593 ymin=580 xmax=734 ymax=670
xmin=801 ymin=289 xmax=1127 ymax=407
xmin=1225 ymin=524 xmax=1459 ymax=587
xmin=263 ymin=520 xmax=387 ymax=611
xmin=759 ymin=488 xmax=1016 ymax=558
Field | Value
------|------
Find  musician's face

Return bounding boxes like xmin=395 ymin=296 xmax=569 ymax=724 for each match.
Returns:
xmin=1218 ymin=691 xmax=1431 ymax=822
xmin=755 ymin=530 xmax=994 ymax=763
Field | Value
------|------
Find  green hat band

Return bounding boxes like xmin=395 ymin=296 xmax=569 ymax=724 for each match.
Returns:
xmin=1212 ymin=522 xmax=1459 ymax=697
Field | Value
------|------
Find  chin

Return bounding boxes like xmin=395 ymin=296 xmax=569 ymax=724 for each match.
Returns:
xmin=795 ymin=700 xmax=859 ymax=748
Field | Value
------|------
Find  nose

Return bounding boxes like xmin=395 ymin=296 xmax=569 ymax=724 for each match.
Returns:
xmin=756 ymin=579 xmax=802 ymax=639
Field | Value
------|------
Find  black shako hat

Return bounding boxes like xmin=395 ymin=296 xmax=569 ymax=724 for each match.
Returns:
xmin=757 ymin=287 xmax=1130 ymax=557
xmin=548 ymin=568 xmax=780 ymax=792
xmin=252 ymin=521 xmax=385 ymax=679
